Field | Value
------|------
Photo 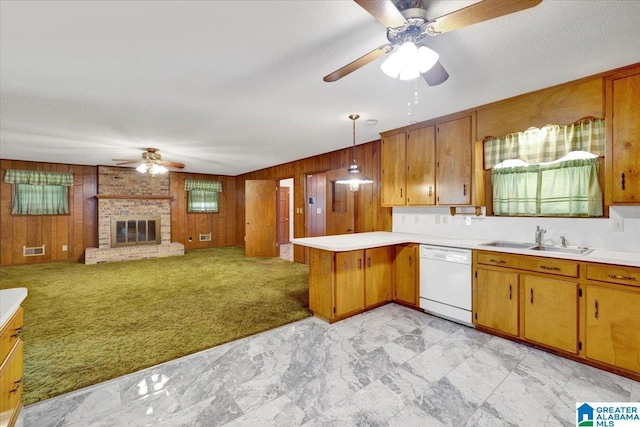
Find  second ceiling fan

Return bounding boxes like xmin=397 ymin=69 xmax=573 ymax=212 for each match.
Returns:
xmin=324 ymin=0 xmax=543 ymax=86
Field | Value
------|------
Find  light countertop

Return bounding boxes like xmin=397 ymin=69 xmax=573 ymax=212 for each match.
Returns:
xmin=292 ymin=231 xmax=640 ymax=268
xmin=0 ymin=288 xmax=28 ymax=327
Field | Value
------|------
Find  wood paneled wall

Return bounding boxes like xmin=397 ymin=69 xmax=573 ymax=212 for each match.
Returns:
xmin=0 ymin=160 xmax=97 ymax=266
xmin=169 ymin=172 xmax=236 ymax=250
xmin=235 ymin=141 xmax=392 ymax=262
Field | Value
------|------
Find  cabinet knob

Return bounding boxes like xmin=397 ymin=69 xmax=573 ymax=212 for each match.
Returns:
xmin=608 ymin=274 xmax=636 ymax=281
xmin=509 ymin=284 xmax=512 ymax=300
xmin=530 ymin=288 xmax=534 ymax=304
xmin=367 ymin=257 xmax=371 ymax=268
xmin=594 ymin=300 xmax=599 ymax=319
xmin=358 ymin=258 xmax=362 ymax=269
xmin=463 ymin=184 xmax=467 ymax=196
xmin=621 ymin=172 xmax=626 ymax=191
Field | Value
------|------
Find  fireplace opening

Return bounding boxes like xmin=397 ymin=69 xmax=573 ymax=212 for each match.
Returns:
xmin=111 ymin=215 xmax=161 ymax=247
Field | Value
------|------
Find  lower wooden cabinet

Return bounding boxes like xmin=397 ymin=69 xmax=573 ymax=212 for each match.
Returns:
xmin=308 ymin=247 xmax=392 ymax=322
xmin=522 ymin=275 xmax=579 ymax=354
xmin=0 ymin=307 xmax=24 ymax=427
xmin=584 ymin=284 xmax=640 ymax=373
xmin=394 ymin=244 xmax=419 ymax=306
xmin=475 ymin=268 xmax=519 ymax=336
xmin=474 ymin=251 xmax=640 ymax=379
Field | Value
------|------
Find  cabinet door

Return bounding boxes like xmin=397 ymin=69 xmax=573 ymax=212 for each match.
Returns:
xmin=406 ymin=126 xmax=436 ymax=205
xmin=381 ymin=133 xmax=407 ymax=206
xmin=0 ymin=339 xmax=23 ymax=420
xmin=612 ymin=73 xmax=640 ymax=203
xmin=475 ymin=269 xmax=519 ymax=336
xmin=394 ymin=244 xmax=418 ymax=305
xmin=522 ymin=276 xmax=578 ymax=353
xmin=585 ymin=285 xmax=640 ymax=372
xmin=365 ymin=247 xmax=393 ymax=307
xmin=334 ymin=250 xmax=365 ymax=317
xmin=436 ymin=116 xmax=472 ymax=205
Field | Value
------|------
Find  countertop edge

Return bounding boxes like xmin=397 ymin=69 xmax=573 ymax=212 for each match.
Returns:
xmin=0 ymin=288 xmax=28 ymax=327
xmin=291 ymin=232 xmax=640 ymax=268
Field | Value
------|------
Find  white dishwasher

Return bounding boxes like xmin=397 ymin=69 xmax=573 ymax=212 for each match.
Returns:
xmin=419 ymin=245 xmax=473 ymax=327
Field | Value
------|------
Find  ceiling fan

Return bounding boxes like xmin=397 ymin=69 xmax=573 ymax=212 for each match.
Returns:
xmin=112 ymin=148 xmax=185 ymax=175
xmin=324 ymin=0 xmax=543 ymax=85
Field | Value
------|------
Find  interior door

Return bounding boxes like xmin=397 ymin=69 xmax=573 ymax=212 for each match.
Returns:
xmin=326 ymin=168 xmax=355 ymax=235
xmin=276 ymin=186 xmax=290 ymax=244
xmin=245 ymin=180 xmax=277 ymax=257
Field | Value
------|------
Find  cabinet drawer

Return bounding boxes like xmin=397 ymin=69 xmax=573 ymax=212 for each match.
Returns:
xmin=0 ymin=308 xmax=23 ymax=364
xmin=586 ymin=264 xmax=640 ymax=287
xmin=477 ymin=252 xmax=578 ymax=277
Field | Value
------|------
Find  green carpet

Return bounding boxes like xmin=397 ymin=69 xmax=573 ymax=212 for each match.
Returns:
xmin=0 ymin=247 xmax=311 ymax=405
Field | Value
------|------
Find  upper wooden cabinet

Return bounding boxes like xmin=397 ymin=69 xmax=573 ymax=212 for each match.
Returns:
xmin=436 ymin=116 xmax=472 ymax=205
xmin=381 ymin=118 xmax=472 ymax=207
xmin=381 ymin=126 xmax=436 ymax=206
xmin=610 ymin=71 xmax=640 ymax=203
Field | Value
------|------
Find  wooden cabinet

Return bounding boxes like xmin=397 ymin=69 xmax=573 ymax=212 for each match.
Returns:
xmin=393 ymin=244 xmax=419 ymax=306
xmin=334 ymin=251 xmax=366 ymax=317
xmin=381 ymin=133 xmax=407 ymax=206
xmin=381 ymin=117 xmax=472 ymax=207
xmin=364 ymin=246 xmax=393 ymax=308
xmin=381 ymin=126 xmax=436 ymax=206
xmin=610 ymin=71 xmax=640 ymax=203
xmin=584 ymin=263 xmax=640 ymax=373
xmin=308 ymin=246 xmax=392 ymax=322
xmin=522 ymin=276 xmax=579 ymax=353
xmin=0 ymin=308 xmax=24 ymax=427
xmin=474 ymin=251 xmax=580 ymax=352
xmin=475 ymin=269 xmax=519 ymax=336
xmin=437 ymin=116 xmax=472 ymax=205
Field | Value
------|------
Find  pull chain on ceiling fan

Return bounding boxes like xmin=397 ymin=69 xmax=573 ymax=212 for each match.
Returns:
xmin=324 ymin=0 xmax=543 ymax=85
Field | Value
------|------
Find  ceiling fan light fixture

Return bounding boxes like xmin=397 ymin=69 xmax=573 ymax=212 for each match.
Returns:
xmin=381 ymin=41 xmax=439 ymax=81
xmin=136 ymin=162 xmax=168 ymax=176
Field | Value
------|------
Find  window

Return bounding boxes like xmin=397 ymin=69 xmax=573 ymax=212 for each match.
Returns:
xmin=4 ymin=169 xmax=73 ymax=215
xmin=484 ymin=118 xmax=605 ymax=217
xmin=185 ymin=179 xmax=222 ymax=213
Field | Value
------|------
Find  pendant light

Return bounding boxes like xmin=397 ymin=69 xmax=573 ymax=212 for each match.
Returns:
xmin=336 ymin=114 xmax=374 ymax=192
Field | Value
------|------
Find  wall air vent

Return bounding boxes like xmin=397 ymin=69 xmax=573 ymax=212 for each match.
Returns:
xmin=23 ymin=245 xmax=45 ymax=256
xmin=199 ymin=233 xmax=212 ymax=242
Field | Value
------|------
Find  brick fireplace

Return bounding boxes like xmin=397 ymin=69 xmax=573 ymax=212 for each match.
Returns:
xmin=84 ymin=166 xmax=184 ymax=264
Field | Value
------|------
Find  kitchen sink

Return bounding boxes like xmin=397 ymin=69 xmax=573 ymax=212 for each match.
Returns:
xmin=529 ymin=245 xmax=593 ymax=255
xmin=480 ymin=241 xmax=593 ymax=255
xmin=481 ymin=241 xmax=536 ymax=249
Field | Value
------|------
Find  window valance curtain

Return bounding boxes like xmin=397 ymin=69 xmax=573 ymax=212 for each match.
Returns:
xmin=184 ymin=179 xmax=222 ymax=192
xmin=4 ymin=169 xmax=74 ymax=186
xmin=484 ymin=118 xmax=605 ymax=169
xmin=4 ymin=169 xmax=73 ymax=215
xmin=492 ymin=157 xmax=603 ymax=217
xmin=184 ymin=179 xmax=222 ymax=213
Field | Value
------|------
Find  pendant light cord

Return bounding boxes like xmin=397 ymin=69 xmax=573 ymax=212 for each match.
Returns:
xmin=349 ymin=114 xmax=359 ymax=164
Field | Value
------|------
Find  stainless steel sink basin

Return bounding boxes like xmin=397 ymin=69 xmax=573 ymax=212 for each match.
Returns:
xmin=480 ymin=241 xmax=593 ymax=255
xmin=481 ymin=241 xmax=536 ymax=249
xmin=529 ymin=245 xmax=593 ymax=255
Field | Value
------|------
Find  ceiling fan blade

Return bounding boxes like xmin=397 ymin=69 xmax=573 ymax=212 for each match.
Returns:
xmin=423 ymin=61 xmax=449 ymax=86
xmin=160 ymin=160 xmax=185 ymax=169
xmin=354 ymin=0 xmax=407 ymax=28
xmin=429 ymin=0 xmax=542 ymax=35
xmin=324 ymin=44 xmax=392 ymax=82
xmin=114 ymin=160 xmax=141 ymax=165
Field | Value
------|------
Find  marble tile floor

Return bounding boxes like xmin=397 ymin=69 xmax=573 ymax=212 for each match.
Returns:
xmin=25 ymin=304 xmax=639 ymax=427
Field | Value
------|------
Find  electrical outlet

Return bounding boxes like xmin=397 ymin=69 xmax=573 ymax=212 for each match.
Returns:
xmin=613 ymin=218 xmax=624 ymax=232
xmin=62 ymin=245 xmax=68 ymax=251
xmin=440 ymin=215 xmax=448 ymax=224
xmin=466 ymin=216 xmax=472 ymax=226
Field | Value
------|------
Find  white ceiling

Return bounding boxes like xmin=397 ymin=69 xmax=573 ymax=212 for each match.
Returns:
xmin=1 ymin=0 xmax=639 ymax=176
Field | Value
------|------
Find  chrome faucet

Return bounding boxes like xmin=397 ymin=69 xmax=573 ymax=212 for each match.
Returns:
xmin=560 ymin=235 xmax=568 ymax=248
xmin=535 ymin=226 xmax=546 ymax=245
